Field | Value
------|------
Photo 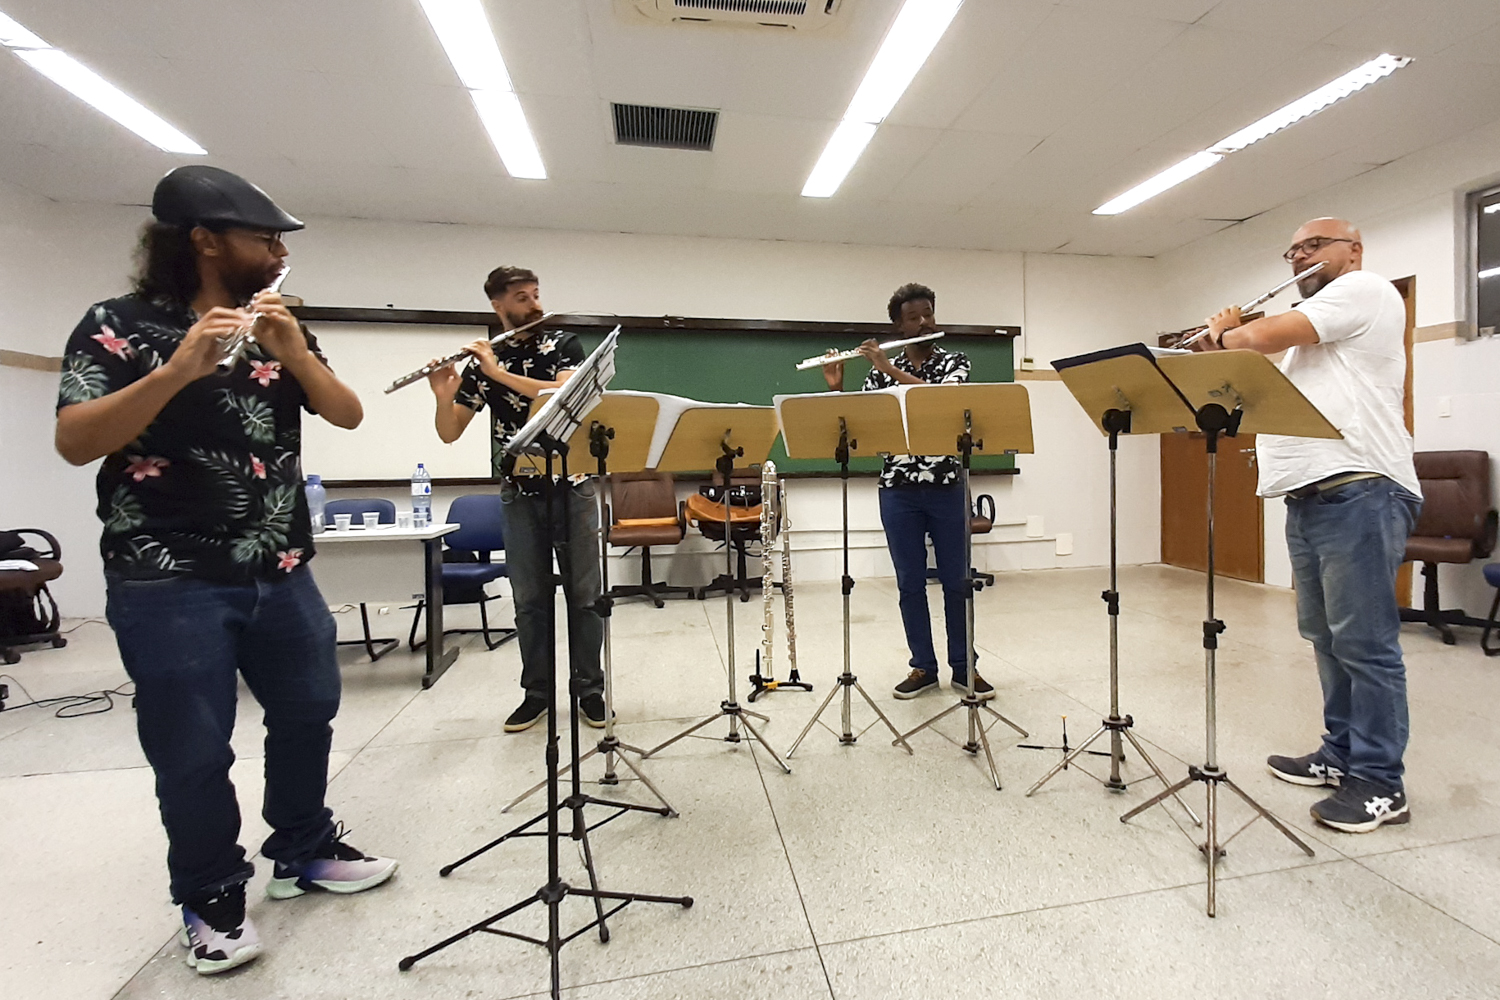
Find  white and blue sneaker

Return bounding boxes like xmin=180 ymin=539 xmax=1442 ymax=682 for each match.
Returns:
xmin=1310 ymin=775 xmax=1410 ymax=833
xmin=266 ymin=826 xmax=398 ymax=900
xmin=180 ymin=883 xmax=262 ymax=975
xmin=1267 ymin=750 xmax=1345 ymax=787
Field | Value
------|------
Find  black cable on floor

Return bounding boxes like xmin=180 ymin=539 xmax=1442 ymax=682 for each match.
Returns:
xmin=0 ymin=674 xmax=135 ymax=718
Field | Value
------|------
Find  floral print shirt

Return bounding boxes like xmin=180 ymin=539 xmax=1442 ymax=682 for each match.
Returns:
xmin=57 ymin=295 xmax=326 ymax=582
xmin=862 ymin=345 xmax=971 ymax=488
xmin=454 ymin=330 xmax=585 ymax=480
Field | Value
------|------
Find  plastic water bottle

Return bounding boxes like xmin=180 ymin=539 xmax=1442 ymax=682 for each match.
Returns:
xmin=411 ymin=463 xmax=433 ymax=528
xmin=305 ymin=474 xmax=327 ymax=534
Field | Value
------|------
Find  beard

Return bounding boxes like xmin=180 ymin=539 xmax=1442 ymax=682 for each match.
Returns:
xmin=1297 ymin=268 xmax=1335 ymax=299
xmin=506 ymin=306 xmax=544 ymax=330
xmin=226 ymin=262 xmax=280 ymax=305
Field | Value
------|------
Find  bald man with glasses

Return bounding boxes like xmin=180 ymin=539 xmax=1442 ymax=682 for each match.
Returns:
xmin=1198 ymin=218 xmax=1421 ymax=834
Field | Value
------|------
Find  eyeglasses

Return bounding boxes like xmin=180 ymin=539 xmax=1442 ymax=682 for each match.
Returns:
xmin=1283 ymin=237 xmax=1352 ymax=262
xmin=238 ymin=230 xmax=286 ymax=250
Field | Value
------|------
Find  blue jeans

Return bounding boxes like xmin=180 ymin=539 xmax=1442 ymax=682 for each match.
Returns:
xmin=105 ymin=566 xmax=340 ymax=904
xmin=878 ymin=483 xmax=973 ymax=678
xmin=1284 ymin=477 xmax=1421 ymax=791
xmin=501 ymin=480 xmax=604 ymax=701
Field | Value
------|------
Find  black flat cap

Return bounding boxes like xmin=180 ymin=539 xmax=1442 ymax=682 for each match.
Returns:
xmin=152 ymin=165 xmax=304 ymax=231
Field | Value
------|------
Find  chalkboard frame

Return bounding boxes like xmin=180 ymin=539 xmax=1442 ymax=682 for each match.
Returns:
xmin=293 ymin=306 xmax=1021 ymax=488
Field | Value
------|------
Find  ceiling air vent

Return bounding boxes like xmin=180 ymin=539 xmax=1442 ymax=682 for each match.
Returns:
xmin=612 ymin=104 xmax=718 ymax=151
xmin=621 ymin=0 xmax=845 ymax=30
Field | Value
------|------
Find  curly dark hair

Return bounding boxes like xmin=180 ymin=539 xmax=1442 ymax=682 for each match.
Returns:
xmin=483 ymin=265 xmax=539 ymax=299
xmin=887 ymin=282 xmax=936 ymax=324
xmin=132 ymin=221 xmax=203 ymax=305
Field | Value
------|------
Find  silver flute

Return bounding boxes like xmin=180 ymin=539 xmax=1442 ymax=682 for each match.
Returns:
xmin=218 ymin=267 xmax=291 ymax=370
xmin=794 ymin=331 xmax=944 ymax=370
xmin=760 ymin=462 xmax=797 ymax=679
xmin=383 ymin=311 xmax=559 ymax=393
xmin=1179 ymin=262 xmax=1326 ymax=347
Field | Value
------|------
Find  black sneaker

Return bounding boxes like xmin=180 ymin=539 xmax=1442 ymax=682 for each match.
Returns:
xmin=1310 ymin=776 xmax=1410 ymax=833
xmin=951 ymin=673 xmax=995 ymax=701
xmin=180 ymin=883 xmax=262 ymax=975
xmin=504 ymin=696 xmax=548 ymax=733
xmin=1267 ymin=750 xmax=1345 ymax=787
xmin=580 ymin=694 xmax=608 ymax=729
xmin=893 ymin=669 xmax=939 ymax=700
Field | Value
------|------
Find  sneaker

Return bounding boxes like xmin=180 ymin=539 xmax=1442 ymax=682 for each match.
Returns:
xmin=893 ymin=669 xmax=939 ymax=700
xmin=504 ymin=695 xmax=548 ymax=733
xmin=1310 ymin=776 xmax=1410 ymax=833
xmin=180 ymin=883 xmax=262 ymax=975
xmin=580 ymin=694 xmax=608 ymax=729
xmin=951 ymin=673 xmax=995 ymax=701
xmin=266 ymin=825 xmax=398 ymax=899
xmin=1267 ymin=750 xmax=1345 ymax=787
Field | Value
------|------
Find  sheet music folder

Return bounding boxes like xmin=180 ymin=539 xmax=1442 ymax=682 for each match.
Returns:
xmin=1051 ymin=343 xmax=1196 ymax=437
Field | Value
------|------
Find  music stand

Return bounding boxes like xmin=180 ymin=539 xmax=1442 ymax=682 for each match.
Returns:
xmin=503 ymin=391 xmax=678 ymax=817
xmin=1025 ymin=345 xmax=1201 ymax=824
xmin=641 ymin=405 xmax=791 ymax=773
xmin=775 ymin=391 xmax=914 ymax=755
xmin=1120 ymin=348 xmax=1338 ymax=917
xmin=401 ymin=333 xmax=693 ymax=999
xmin=893 ymin=384 xmax=1033 ymax=790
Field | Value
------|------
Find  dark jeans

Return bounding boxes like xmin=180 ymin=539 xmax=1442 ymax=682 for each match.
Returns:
xmin=1285 ymin=476 xmax=1421 ymax=791
xmin=501 ymin=479 xmax=604 ymax=701
xmin=878 ymin=483 xmax=973 ymax=678
xmin=104 ymin=566 xmax=339 ymax=904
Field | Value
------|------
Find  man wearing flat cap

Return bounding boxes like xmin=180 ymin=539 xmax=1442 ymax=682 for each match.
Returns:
xmin=54 ymin=166 xmax=396 ymax=975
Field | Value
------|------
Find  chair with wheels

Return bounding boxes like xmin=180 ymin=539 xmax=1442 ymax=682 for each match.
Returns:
xmin=1398 ymin=451 xmax=1498 ymax=645
xmin=323 ymin=498 xmax=400 ymax=661
xmin=408 ymin=494 xmax=517 ymax=652
xmin=606 ymin=472 xmax=694 ymax=608
xmin=0 ymin=528 xmax=65 ymax=665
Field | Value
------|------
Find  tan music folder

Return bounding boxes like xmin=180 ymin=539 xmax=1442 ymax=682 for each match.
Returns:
xmin=773 ymin=391 xmax=907 ymax=460
xmin=1156 ymin=351 xmax=1341 ymax=439
xmin=903 ymin=383 xmax=1035 ymax=457
xmin=655 ymin=405 xmax=781 ymax=473
xmin=1053 ymin=346 xmax=1197 ymax=436
xmin=513 ymin=391 xmax=661 ymax=476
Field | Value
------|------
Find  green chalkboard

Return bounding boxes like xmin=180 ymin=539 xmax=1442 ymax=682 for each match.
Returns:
xmin=566 ymin=327 xmax=1016 ymax=475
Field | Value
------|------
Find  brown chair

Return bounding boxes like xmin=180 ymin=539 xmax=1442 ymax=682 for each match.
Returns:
xmin=606 ymin=472 xmax=694 ymax=608
xmin=1399 ymin=451 xmax=1498 ymax=645
xmin=0 ymin=529 xmax=66 ymax=665
xmin=689 ymin=467 xmax=765 ymax=602
xmin=925 ymin=493 xmax=997 ymax=588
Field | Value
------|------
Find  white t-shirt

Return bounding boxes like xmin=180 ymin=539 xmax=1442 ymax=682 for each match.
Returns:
xmin=1255 ymin=269 xmax=1420 ymax=498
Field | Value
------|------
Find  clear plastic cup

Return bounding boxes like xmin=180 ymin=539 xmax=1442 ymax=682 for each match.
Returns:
xmin=333 ymin=513 xmax=353 ymax=531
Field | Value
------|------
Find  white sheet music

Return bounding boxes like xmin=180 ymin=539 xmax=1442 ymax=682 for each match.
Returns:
xmin=506 ymin=327 xmax=620 ymax=458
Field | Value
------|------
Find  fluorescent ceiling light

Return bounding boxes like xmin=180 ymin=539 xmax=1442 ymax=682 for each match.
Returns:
xmin=1479 ymin=265 xmax=1500 ymax=280
xmin=1094 ymin=53 xmax=1412 ymax=216
xmin=418 ymin=0 xmax=545 ymax=180
xmin=802 ymin=0 xmax=963 ymax=198
xmin=0 ymin=8 xmax=204 ymax=155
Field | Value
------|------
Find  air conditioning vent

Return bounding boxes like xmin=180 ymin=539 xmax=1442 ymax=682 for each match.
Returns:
xmin=621 ymin=0 xmax=844 ymax=30
xmin=612 ymin=104 xmax=719 ymax=151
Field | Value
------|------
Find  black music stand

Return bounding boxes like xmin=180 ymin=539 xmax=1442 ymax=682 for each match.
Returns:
xmin=776 ymin=391 xmax=913 ymax=755
xmin=893 ymin=384 xmax=1033 ymax=790
xmin=400 ymin=333 xmax=692 ymax=999
xmin=1120 ymin=348 xmax=1339 ymax=917
xmin=1025 ymin=345 xmax=1201 ymax=823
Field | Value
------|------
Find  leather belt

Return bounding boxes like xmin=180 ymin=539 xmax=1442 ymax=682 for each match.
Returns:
xmin=1286 ymin=471 xmax=1383 ymax=500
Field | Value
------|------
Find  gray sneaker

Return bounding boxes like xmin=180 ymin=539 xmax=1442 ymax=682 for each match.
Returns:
xmin=1267 ymin=750 xmax=1344 ymax=787
xmin=180 ymin=884 xmax=262 ymax=975
xmin=893 ymin=669 xmax=939 ymax=699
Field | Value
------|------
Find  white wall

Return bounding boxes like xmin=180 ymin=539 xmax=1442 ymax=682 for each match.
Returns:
xmin=1 ymin=192 xmax=1164 ymax=617
xmin=1157 ymin=117 xmax=1500 ymax=607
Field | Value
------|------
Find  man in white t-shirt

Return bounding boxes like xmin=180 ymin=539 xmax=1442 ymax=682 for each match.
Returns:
xmin=1199 ymin=218 xmax=1421 ymax=834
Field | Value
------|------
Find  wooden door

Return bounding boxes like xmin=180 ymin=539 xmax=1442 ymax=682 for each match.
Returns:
xmin=1161 ymin=432 xmax=1264 ymax=582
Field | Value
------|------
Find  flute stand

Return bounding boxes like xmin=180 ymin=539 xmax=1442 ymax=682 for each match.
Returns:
xmin=503 ymin=416 xmax=678 ymax=817
xmin=400 ymin=444 xmax=692 ymax=998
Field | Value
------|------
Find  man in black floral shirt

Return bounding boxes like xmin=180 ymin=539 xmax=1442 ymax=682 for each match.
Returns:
xmin=425 ymin=266 xmax=606 ymax=734
xmin=822 ymin=282 xmax=993 ymax=702
xmin=55 ymin=166 xmax=395 ymax=975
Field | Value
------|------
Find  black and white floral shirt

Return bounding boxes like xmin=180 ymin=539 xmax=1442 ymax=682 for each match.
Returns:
xmin=454 ymin=330 xmax=585 ymax=480
xmin=56 ymin=295 xmax=325 ymax=583
xmin=862 ymin=345 xmax=971 ymax=488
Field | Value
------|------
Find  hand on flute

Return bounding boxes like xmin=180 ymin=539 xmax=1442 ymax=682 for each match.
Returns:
xmin=425 ymin=357 xmax=462 ymax=401
xmin=1195 ymin=306 xmax=1243 ymax=351
xmin=820 ymin=349 xmax=845 ymax=391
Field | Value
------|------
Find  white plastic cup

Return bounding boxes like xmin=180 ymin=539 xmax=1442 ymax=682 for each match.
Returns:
xmin=396 ymin=513 xmax=413 ymax=530
xmin=362 ymin=512 xmax=380 ymax=530
xmin=334 ymin=513 xmax=353 ymax=531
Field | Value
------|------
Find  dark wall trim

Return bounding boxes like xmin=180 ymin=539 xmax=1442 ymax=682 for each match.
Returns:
xmin=291 ymin=306 xmax=1019 ymax=340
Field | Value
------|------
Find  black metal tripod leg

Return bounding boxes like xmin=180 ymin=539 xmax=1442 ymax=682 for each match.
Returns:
xmin=1121 ymin=729 xmax=1202 ymax=825
xmin=1222 ymin=777 xmax=1317 ymax=856
xmin=1120 ymin=773 xmax=1196 ymax=823
xmin=398 ymin=892 xmax=543 ymax=970
xmin=575 ymin=826 xmax=610 ymax=943
xmin=440 ymin=809 xmax=550 ymax=875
